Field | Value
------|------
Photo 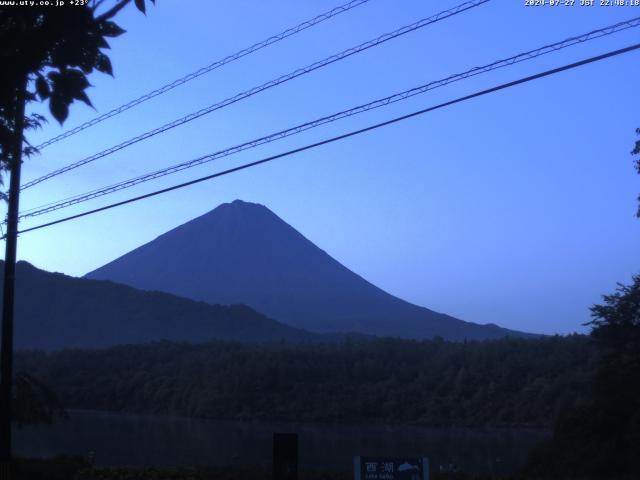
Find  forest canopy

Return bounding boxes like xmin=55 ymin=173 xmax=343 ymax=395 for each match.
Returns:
xmin=16 ymin=335 xmax=593 ymax=427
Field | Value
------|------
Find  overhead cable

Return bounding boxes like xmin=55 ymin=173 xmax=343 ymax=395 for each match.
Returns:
xmin=11 ymin=42 xmax=640 ymax=238
xmin=34 ymin=0 xmax=374 ymax=150
xmin=22 ymin=0 xmax=490 ymax=190
xmin=19 ymin=16 xmax=640 ymax=219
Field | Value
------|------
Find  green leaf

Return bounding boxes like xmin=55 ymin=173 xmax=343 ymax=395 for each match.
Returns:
xmin=64 ymin=69 xmax=90 ymax=90
xmin=50 ymin=97 xmax=69 ymax=124
xmin=100 ymin=20 xmax=126 ymax=38
xmin=78 ymin=52 xmax=95 ymax=74
xmin=134 ymin=0 xmax=146 ymax=14
xmin=96 ymin=36 xmax=111 ymax=49
xmin=74 ymin=90 xmax=94 ymax=108
xmin=95 ymin=52 xmax=113 ymax=76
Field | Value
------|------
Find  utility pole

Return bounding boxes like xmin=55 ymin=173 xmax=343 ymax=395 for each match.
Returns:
xmin=0 ymin=74 xmax=27 ymax=477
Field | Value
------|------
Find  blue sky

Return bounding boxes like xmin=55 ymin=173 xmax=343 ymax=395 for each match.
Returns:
xmin=5 ymin=0 xmax=640 ymax=335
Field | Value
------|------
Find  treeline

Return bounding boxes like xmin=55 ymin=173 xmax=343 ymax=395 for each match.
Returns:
xmin=16 ymin=335 xmax=594 ymax=427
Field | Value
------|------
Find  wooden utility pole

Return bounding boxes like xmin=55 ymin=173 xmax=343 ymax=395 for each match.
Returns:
xmin=0 ymin=74 xmax=27 ymax=475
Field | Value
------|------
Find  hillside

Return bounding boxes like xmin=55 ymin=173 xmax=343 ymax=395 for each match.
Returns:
xmin=1 ymin=260 xmax=321 ymax=350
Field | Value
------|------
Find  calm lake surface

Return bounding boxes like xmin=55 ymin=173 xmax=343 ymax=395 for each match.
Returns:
xmin=15 ymin=410 xmax=549 ymax=475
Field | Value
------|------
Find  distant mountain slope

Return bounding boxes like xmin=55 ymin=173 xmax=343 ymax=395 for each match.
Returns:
xmin=1 ymin=260 xmax=321 ymax=351
xmin=86 ymin=200 xmax=533 ymax=340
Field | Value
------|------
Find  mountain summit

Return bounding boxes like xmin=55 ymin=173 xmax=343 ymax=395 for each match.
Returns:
xmin=86 ymin=200 xmax=531 ymax=340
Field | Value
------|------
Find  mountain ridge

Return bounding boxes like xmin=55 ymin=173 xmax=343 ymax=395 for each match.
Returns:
xmin=86 ymin=200 xmax=534 ymax=340
xmin=1 ymin=259 xmax=326 ymax=351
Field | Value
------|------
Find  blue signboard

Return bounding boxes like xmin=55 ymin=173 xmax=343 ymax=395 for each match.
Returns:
xmin=354 ymin=456 xmax=429 ymax=480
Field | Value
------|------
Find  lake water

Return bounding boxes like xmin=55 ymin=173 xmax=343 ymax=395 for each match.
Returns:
xmin=14 ymin=410 xmax=549 ymax=475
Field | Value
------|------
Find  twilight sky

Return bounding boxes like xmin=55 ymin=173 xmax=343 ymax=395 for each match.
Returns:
xmin=4 ymin=0 xmax=640 ymax=335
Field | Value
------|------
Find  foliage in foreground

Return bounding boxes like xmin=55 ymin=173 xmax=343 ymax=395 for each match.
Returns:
xmin=13 ymin=456 xmax=90 ymax=480
xmin=525 ymin=275 xmax=640 ymax=479
xmin=12 ymin=456 xmax=521 ymax=480
xmin=75 ymin=466 xmax=515 ymax=480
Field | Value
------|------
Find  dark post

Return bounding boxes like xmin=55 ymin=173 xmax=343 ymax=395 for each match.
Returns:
xmin=273 ymin=432 xmax=298 ymax=480
xmin=0 ymin=74 xmax=27 ymax=477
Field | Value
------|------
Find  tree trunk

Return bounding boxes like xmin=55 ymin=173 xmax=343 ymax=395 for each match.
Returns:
xmin=0 ymin=74 xmax=27 ymax=475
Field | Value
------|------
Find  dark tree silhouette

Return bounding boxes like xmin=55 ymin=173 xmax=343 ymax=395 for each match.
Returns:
xmin=528 ymin=275 xmax=640 ymax=479
xmin=586 ymin=275 xmax=640 ymax=475
xmin=0 ymin=0 xmax=155 ymax=469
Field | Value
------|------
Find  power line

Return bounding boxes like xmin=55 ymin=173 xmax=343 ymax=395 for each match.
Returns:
xmin=34 ymin=0 xmax=373 ymax=151
xmin=10 ymin=42 xmax=639 ymax=239
xmin=21 ymin=0 xmax=490 ymax=190
xmin=18 ymin=16 xmax=640 ymax=219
